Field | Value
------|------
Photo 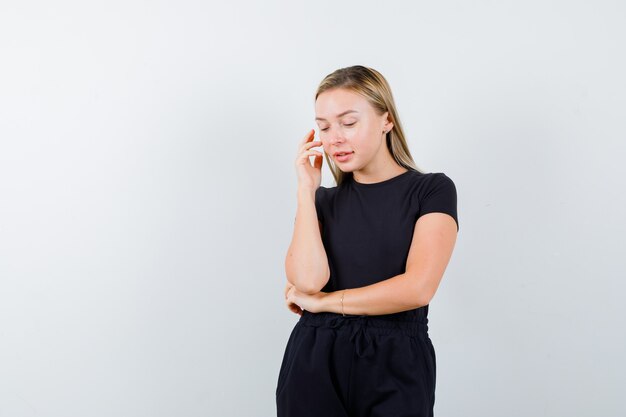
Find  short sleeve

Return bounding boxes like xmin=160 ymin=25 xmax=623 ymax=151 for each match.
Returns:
xmin=417 ymin=173 xmax=459 ymax=231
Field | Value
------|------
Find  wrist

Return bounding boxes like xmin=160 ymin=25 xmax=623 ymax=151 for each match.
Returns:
xmin=322 ymin=290 xmax=344 ymax=315
xmin=297 ymin=186 xmax=316 ymax=199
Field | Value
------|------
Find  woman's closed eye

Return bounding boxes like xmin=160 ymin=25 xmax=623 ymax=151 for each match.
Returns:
xmin=320 ymin=122 xmax=356 ymax=132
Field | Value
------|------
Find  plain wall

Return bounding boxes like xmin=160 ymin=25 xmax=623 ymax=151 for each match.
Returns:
xmin=1 ymin=1 xmax=625 ymax=416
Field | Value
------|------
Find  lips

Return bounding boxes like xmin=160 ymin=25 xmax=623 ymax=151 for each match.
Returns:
xmin=334 ymin=151 xmax=354 ymax=163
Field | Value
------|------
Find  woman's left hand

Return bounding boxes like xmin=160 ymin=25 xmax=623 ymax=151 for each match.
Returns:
xmin=286 ymin=284 xmax=328 ymax=314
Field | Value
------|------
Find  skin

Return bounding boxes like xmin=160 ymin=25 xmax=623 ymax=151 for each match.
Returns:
xmin=285 ymin=87 xmax=458 ymax=316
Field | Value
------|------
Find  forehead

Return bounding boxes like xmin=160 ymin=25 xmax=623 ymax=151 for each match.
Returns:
xmin=315 ymin=89 xmax=370 ymax=121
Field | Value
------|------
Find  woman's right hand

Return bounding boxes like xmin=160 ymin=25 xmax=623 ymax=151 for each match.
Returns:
xmin=295 ymin=129 xmax=323 ymax=191
xmin=284 ymin=281 xmax=303 ymax=316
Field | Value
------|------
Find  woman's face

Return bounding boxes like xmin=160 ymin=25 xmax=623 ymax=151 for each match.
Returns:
xmin=315 ymin=88 xmax=391 ymax=173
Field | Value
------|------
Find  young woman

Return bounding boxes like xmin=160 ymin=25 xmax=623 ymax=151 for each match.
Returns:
xmin=276 ymin=65 xmax=459 ymax=417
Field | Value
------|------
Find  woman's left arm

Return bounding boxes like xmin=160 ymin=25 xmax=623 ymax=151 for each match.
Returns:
xmin=287 ymin=212 xmax=458 ymax=315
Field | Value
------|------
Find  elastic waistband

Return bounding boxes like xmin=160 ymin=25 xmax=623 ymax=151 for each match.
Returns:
xmin=298 ymin=311 xmax=429 ymax=358
xmin=298 ymin=311 xmax=429 ymax=336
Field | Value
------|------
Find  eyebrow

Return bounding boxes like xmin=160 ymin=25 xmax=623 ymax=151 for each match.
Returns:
xmin=315 ymin=110 xmax=359 ymax=121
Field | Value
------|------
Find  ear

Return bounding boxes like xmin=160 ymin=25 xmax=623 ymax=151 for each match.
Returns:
xmin=382 ymin=111 xmax=394 ymax=132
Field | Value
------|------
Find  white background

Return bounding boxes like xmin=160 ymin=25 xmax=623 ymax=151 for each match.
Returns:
xmin=1 ymin=1 xmax=625 ymax=416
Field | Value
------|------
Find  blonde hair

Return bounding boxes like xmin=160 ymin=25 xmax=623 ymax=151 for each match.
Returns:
xmin=315 ymin=65 xmax=425 ymax=186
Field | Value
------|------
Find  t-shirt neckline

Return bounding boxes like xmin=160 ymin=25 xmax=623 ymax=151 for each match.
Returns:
xmin=350 ymin=169 xmax=413 ymax=188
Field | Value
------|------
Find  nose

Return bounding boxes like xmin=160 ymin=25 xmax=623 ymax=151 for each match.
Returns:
xmin=327 ymin=128 xmax=345 ymax=145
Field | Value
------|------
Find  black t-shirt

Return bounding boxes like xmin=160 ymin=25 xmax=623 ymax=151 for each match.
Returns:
xmin=315 ymin=169 xmax=458 ymax=319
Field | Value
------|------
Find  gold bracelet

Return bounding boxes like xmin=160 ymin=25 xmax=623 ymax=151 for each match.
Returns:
xmin=341 ymin=290 xmax=346 ymax=316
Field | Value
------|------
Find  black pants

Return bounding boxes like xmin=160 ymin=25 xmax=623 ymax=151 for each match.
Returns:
xmin=276 ymin=310 xmax=436 ymax=417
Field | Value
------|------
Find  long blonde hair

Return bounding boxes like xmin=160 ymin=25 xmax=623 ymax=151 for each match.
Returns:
xmin=315 ymin=65 xmax=425 ymax=186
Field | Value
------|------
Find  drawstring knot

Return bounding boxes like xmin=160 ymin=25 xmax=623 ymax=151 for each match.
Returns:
xmin=348 ymin=315 xmax=375 ymax=358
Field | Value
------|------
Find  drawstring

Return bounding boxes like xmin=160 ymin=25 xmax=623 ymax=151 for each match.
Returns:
xmin=299 ymin=311 xmax=428 ymax=359
xmin=347 ymin=316 xmax=375 ymax=358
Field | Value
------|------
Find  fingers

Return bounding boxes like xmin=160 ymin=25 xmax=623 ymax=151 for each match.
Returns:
xmin=284 ymin=282 xmax=303 ymax=315
xmin=287 ymin=302 xmax=300 ymax=314
xmin=284 ymin=285 xmax=302 ymax=315
xmin=298 ymin=149 xmax=324 ymax=162
xmin=299 ymin=141 xmax=323 ymax=157
xmin=299 ymin=129 xmax=315 ymax=146
xmin=285 ymin=296 xmax=302 ymax=316
xmin=285 ymin=282 xmax=296 ymax=298
xmin=313 ymin=153 xmax=323 ymax=169
xmin=296 ymin=130 xmax=324 ymax=172
xmin=298 ymin=129 xmax=322 ymax=152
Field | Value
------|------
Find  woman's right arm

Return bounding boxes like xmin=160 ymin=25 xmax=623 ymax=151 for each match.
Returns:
xmin=284 ymin=186 xmax=330 ymax=295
